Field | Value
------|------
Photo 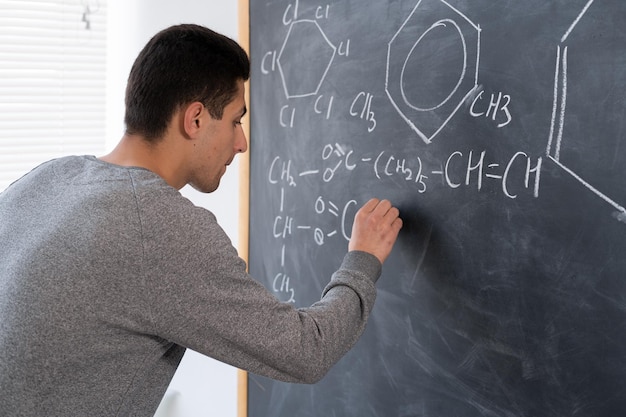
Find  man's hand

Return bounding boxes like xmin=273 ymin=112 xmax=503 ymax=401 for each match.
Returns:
xmin=348 ymin=198 xmax=403 ymax=264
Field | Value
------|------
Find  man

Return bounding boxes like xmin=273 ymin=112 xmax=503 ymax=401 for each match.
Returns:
xmin=0 ymin=24 xmax=402 ymax=416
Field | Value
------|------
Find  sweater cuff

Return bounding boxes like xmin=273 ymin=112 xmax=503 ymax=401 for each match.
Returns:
xmin=338 ymin=250 xmax=382 ymax=284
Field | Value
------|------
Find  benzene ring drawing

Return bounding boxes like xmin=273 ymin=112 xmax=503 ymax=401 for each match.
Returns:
xmin=386 ymin=0 xmax=481 ymax=144
xmin=546 ymin=0 xmax=626 ymax=219
xmin=277 ymin=19 xmax=337 ymax=99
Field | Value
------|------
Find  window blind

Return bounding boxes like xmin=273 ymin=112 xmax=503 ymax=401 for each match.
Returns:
xmin=0 ymin=0 xmax=107 ymax=191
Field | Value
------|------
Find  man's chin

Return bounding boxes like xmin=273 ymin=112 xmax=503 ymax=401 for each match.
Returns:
xmin=189 ymin=180 xmax=219 ymax=194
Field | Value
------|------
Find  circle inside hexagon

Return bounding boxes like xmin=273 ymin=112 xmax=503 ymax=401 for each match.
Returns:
xmin=401 ymin=19 xmax=467 ymax=112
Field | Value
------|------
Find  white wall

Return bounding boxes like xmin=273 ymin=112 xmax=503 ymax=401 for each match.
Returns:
xmin=106 ymin=2 xmax=242 ymax=416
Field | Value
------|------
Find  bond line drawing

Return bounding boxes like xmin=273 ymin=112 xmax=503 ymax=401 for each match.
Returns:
xmin=546 ymin=0 xmax=626 ymax=218
xmin=277 ymin=19 xmax=337 ymax=99
xmin=385 ymin=0 xmax=481 ymax=144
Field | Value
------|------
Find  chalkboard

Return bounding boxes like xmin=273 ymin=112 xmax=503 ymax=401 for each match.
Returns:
xmin=246 ymin=0 xmax=626 ymax=416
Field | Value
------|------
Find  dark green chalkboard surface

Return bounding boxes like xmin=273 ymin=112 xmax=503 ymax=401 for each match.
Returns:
xmin=247 ymin=0 xmax=626 ymax=415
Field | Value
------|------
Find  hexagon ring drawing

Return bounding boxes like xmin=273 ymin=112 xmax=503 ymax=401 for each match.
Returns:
xmin=386 ymin=0 xmax=481 ymax=144
xmin=277 ymin=19 xmax=337 ymax=99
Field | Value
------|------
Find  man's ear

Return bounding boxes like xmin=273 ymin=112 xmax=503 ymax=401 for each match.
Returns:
xmin=183 ymin=102 xmax=205 ymax=138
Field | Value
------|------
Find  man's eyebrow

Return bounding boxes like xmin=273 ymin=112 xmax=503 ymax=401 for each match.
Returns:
xmin=239 ymin=106 xmax=248 ymax=118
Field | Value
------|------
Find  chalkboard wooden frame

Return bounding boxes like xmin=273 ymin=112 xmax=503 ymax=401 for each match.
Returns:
xmin=237 ymin=1 xmax=250 ymax=416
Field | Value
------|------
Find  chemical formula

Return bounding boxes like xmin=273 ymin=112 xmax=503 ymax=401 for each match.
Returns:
xmin=255 ymin=0 xmax=625 ymax=304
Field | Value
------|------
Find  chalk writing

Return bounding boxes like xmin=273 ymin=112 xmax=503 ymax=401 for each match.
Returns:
xmin=258 ymin=0 xmax=625 ymax=305
xmin=546 ymin=0 xmax=626 ymax=217
xmin=386 ymin=0 xmax=481 ymax=144
xmin=293 ymin=142 xmax=541 ymax=198
xmin=350 ymin=92 xmax=377 ymax=132
xmin=469 ymin=88 xmax=512 ymax=128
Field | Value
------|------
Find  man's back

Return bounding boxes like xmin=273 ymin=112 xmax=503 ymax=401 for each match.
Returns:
xmin=0 ymin=156 xmax=186 ymax=416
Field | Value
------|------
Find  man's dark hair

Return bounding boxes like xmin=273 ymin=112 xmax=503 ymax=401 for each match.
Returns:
xmin=124 ymin=24 xmax=250 ymax=141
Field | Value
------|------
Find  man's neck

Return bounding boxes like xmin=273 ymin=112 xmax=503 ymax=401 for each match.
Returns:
xmin=99 ymin=134 xmax=187 ymax=189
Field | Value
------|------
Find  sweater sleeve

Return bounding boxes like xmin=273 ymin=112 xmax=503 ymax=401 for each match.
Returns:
xmin=138 ymin=189 xmax=381 ymax=383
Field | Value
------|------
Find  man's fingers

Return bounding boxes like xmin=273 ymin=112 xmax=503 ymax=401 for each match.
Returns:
xmin=370 ymin=199 xmax=400 ymax=226
xmin=361 ymin=198 xmax=381 ymax=213
xmin=383 ymin=205 xmax=400 ymax=223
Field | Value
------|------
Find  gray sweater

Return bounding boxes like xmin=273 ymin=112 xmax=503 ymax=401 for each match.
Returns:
xmin=0 ymin=156 xmax=381 ymax=417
